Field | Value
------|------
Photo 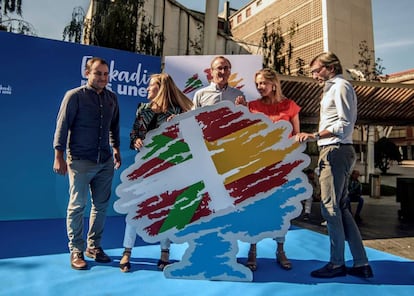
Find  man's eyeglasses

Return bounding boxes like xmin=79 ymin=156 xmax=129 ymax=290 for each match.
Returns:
xmin=310 ymin=66 xmax=325 ymax=74
xmin=213 ymin=66 xmax=231 ymax=72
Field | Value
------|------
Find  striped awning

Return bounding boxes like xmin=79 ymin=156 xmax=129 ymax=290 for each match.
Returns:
xmin=280 ymin=75 xmax=414 ymax=126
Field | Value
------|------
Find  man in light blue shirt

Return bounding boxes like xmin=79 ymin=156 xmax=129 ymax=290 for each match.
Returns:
xmin=296 ymin=52 xmax=373 ymax=279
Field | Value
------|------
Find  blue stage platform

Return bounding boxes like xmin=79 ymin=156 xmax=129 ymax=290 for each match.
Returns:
xmin=1 ymin=216 xmax=413 ymax=295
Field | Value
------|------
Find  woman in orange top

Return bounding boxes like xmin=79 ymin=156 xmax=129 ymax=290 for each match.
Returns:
xmin=237 ymin=68 xmax=300 ymax=271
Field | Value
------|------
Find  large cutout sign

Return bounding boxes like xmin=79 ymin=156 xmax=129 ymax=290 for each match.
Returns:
xmin=114 ymin=101 xmax=311 ymax=281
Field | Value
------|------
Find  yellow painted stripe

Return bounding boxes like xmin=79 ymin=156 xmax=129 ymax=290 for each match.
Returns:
xmin=205 ymin=121 xmax=300 ymax=184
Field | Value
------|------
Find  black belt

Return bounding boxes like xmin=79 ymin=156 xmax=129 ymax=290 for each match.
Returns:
xmin=319 ymin=143 xmax=353 ymax=150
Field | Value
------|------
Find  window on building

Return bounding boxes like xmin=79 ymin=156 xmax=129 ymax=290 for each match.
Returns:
xmin=237 ymin=14 xmax=242 ymax=23
xmin=257 ymin=0 xmax=262 ymax=6
xmin=246 ymin=8 xmax=251 ymax=18
xmin=389 ymin=128 xmax=407 ymax=138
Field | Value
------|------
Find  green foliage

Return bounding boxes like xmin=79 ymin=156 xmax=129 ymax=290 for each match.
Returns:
xmin=0 ymin=0 xmax=36 ymax=35
xmin=353 ymin=40 xmax=386 ymax=81
xmin=63 ymin=7 xmax=85 ymax=43
xmin=374 ymin=137 xmax=402 ymax=173
xmin=295 ymin=57 xmax=306 ymax=76
xmin=85 ymin=0 xmax=142 ymax=52
xmin=136 ymin=12 xmax=164 ymax=56
xmin=259 ymin=19 xmax=298 ymax=74
xmin=285 ymin=21 xmax=299 ymax=75
xmin=260 ymin=20 xmax=285 ymax=73
xmin=82 ymin=0 xmax=164 ymax=55
xmin=1 ymin=0 xmax=22 ymax=15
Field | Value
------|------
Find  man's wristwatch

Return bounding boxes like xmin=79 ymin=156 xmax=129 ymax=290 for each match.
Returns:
xmin=313 ymin=132 xmax=320 ymax=140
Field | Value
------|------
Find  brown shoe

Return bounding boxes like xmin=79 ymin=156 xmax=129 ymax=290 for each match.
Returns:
xmin=85 ymin=247 xmax=111 ymax=263
xmin=71 ymin=252 xmax=87 ymax=270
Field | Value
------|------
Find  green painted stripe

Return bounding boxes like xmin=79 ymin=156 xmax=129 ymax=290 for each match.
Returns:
xmin=143 ymin=134 xmax=191 ymax=165
xmin=159 ymin=181 xmax=205 ymax=233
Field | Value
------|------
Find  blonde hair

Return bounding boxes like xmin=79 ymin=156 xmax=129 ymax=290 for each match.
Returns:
xmin=255 ymin=68 xmax=284 ymax=100
xmin=150 ymin=73 xmax=193 ymax=113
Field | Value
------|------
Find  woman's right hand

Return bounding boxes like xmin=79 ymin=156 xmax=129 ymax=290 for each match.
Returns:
xmin=134 ymin=138 xmax=144 ymax=150
xmin=235 ymin=95 xmax=247 ymax=106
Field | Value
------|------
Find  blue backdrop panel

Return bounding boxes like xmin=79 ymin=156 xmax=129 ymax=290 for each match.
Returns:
xmin=0 ymin=31 xmax=161 ymax=220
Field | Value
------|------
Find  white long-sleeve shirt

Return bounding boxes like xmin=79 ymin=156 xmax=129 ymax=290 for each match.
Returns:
xmin=317 ymin=75 xmax=357 ymax=146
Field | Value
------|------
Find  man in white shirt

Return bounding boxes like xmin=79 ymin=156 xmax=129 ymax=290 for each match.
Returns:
xmin=193 ymin=56 xmax=245 ymax=108
xmin=296 ymin=52 xmax=373 ymax=279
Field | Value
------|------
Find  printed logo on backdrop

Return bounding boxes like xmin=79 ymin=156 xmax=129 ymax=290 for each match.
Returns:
xmin=114 ymin=101 xmax=311 ymax=282
xmin=80 ymin=56 xmax=151 ymax=98
xmin=0 ymin=84 xmax=12 ymax=95
xmin=183 ymin=68 xmax=245 ymax=94
xmin=164 ymin=55 xmax=262 ymax=101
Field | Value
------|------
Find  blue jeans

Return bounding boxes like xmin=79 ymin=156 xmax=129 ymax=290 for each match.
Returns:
xmin=66 ymin=158 xmax=114 ymax=252
xmin=318 ymin=145 xmax=368 ymax=266
xmin=347 ymin=196 xmax=364 ymax=216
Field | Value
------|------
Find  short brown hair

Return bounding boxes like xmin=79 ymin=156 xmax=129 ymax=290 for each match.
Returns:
xmin=85 ymin=57 xmax=108 ymax=71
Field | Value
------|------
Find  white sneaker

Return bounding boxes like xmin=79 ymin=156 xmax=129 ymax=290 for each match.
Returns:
xmin=320 ymin=221 xmax=327 ymax=226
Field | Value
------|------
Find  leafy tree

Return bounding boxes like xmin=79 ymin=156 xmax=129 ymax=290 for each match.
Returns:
xmin=0 ymin=0 xmax=36 ymax=35
xmin=1 ymin=0 xmax=22 ymax=16
xmin=285 ymin=21 xmax=299 ymax=75
xmin=374 ymin=137 xmax=402 ymax=174
xmin=136 ymin=12 xmax=165 ymax=56
xmin=259 ymin=20 xmax=285 ymax=73
xmin=353 ymin=40 xmax=386 ymax=82
xmin=82 ymin=0 xmax=164 ymax=55
xmin=295 ymin=57 xmax=306 ymax=76
xmin=84 ymin=0 xmax=141 ymax=51
xmin=63 ymin=6 xmax=85 ymax=43
xmin=259 ymin=18 xmax=299 ymax=75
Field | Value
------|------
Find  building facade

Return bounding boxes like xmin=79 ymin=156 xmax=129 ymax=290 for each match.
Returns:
xmin=84 ymin=0 xmax=249 ymax=60
xmin=229 ymin=0 xmax=375 ymax=76
xmin=383 ymin=69 xmax=414 ymax=84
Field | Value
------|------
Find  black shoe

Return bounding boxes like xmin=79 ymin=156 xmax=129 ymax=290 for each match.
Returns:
xmin=71 ymin=252 xmax=87 ymax=270
xmin=303 ymin=213 xmax=310 ymax=221
xmin=347 ymin=265 xmax=373 ymax=278
xmin=310 ymin=263 xmax=347 ymax=278
xmin=85 ymin=247 xmax=111 ymax=263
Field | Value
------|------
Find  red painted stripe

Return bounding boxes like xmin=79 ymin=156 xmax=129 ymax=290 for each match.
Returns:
xmin=226 ymin=160 xmax=304 ymax=204
xmin=134 ymin=189 xmax=186 ymax=236
xmin=127 ymin=158 xmax=175 ymax=180
xmin=161 ymin=123 xmax=180 ymax=138
xmin=136 ymin=190 xmax=213 ymax=236
xmin=196 ymin=107 xmax=261 ymax=141
xmin=190 ymin=193 xmax=213 ymax=223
